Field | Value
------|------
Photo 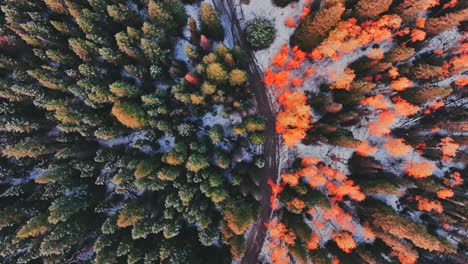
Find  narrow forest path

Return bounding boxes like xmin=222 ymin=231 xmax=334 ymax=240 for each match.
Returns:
xmin=211 ymin=0 xmax=281 ymax=263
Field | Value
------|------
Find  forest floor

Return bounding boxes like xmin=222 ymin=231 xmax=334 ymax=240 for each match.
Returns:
xmin=212 ymin=0 xmax=281 ymax=263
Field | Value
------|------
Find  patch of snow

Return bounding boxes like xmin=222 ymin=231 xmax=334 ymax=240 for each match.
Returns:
xmin=217 ymin=141 xmax=232 ymax=152
xmin=2 ymin=168 xmax=45 ymax=186
xmin=202 ymin=105 xmax=233 ymax=128
xmin=432 ymin=73 xmax=465 ymax=87
xmin=106 ymin=202 xmax=124 ymax=216
xmin=174 ymin=38 xmax=191 ymax=66
xmin=120 ymin=69 xmax=142 ymax=86
xmin=97 ymin=131 xmax=146 ymax=147
xmin=126 ymin=1 xmax=138 ymax=12
xmin=240 ymin=0 xmax=309 ymax=70
xmin=154 ymin=81 xmax=171 ymax=90
xmin=296 ymin=143 xmax=355 ymax=175
xmin=407 ymin=210 xmax=424 ymax=223
xmin=77 ymin=248 xmax=95 ymax=261
xmin=184 ymin=2 xmax=202 ymax=25
xmin=241 ymin=148 xmax=253 ymax=162
xmin=105 ymin=182 xmax=116 ymax=193
xmin=436 ymin=229 xmax=459 ymax=246
xmin=217 ymin=9 xmax=234 ymax=47
xmin=47 ymin=127 xmax=62 ymax=137
xmin=381 ymin=253 xmax=393 ymax=262
xmin=258 ymin=232 xmax=273 ymax=264
xmin=409 ymin=27 xmax=463 ymax=63
xmin=302 ymin=40 xmax=395 ymax=93
xmin=372 ymin=193 xmax=402 ymax=212
xmin=157 ymin=135 xmax=176 ymax=153
xmin=229 ymin=111 xmax=243 ymax=124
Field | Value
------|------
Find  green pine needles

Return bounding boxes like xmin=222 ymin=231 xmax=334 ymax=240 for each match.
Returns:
xmin=245 ymin=17 xmax=277 ymax=50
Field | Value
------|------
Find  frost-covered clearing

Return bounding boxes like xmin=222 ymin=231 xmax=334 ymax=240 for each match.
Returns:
xmin=0 ymin=168 xmax=46 ymax=186
xmin=240 ymin=0 xmax=309 ymax=70
xmin=97 ymin=131 xmax=147 ymax=147
xmin=409 ymin=27 xmax=463 ymax=63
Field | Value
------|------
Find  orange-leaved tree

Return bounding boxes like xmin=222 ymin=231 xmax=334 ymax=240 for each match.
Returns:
xmin=276 ymin=90 xmax=312 ymax=146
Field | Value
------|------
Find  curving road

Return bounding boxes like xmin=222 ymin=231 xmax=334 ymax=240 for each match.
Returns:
xmin=212 ymin=0 xmax=281 ymax=263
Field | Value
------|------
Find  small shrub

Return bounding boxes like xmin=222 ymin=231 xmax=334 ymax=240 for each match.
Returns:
xmin=245 ymin=18 xmax=276 ymax=50
xmin=244 ymin=116 xmax=266 ymax=132
xmin=249 ymin=132 xmax=265 ymax=145
xmin=201 ymin=82 xmax=216 ymax=95
xmin=229 ymin=69 xmax=248 ymax=86
xmin=206 ymin=63 xmax=228 ymax=83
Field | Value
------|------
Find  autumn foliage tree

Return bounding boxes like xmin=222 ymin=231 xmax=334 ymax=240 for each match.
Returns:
xmin=291 ymin=1 xmax=345 ymax=51
xmin=261 ymin=0 xmax=464 ymax=262
xmin=426 ymin=9 xmax=468 ymax=34
xmin=354 ymin=0 xmax=393 ymax=19
xmin=276 ymin=90 xmax=312 ymax=146
xmin=365 ymin=203 xmax=455 ymax=253
xmin=396 ymin=0 xmax=440 ymax=21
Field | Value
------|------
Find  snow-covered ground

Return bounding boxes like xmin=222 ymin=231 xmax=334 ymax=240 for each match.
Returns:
xmin=240 ymin=0 xmax=309 ymax=70
xmin=97 ymin=131 xmax=146 ymax=147
xmin=202 ymin=105 xmax=241 ymax=128
xmin=409 ymin=27 xmax=463 ymax=63
xmin=157 ymin=135 xmax=176 ymax=153
xmin=0 ymin=168 xmax=45 ymax=186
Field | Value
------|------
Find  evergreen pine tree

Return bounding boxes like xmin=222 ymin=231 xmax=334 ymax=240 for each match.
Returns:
xmin=199 ymin=3 xmax=224 ymax=41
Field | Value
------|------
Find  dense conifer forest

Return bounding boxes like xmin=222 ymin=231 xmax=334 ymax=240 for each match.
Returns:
xmin=0 ymin=0 xmax=466 ymax=264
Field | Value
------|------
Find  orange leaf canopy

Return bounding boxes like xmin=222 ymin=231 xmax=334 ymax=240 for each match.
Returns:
xmin=384 ymin=138 xmax=412 ymax=157
xmin=328 ymin=180 xmax=365 ymax=202
xmin=454 ymin=77 xmax=468 ymax=86
xmin=416 ymin=17 xmax=426 ymax=28
xmin=393 ymin=96 xmax=420 ymax=116
xmin=437 ymin=189 xmax=454 ymax=199
xmin=439 ymin=137 xmax=459 ymax=157
xmin=368 ymin=111 xmax=397 ymax=136
xmin=334 ymin=231 xmax=356 ymax=253
xmin=331 ymin=68 xmax=355 ymax=90
xmin=405 ymin=161 xmax=436 ymax=178
xmin=267 ymin=219 xmax=296 ymax=245
xmin=362 ymin=224 xmax=375 ymax=242
xmin=285 ymin=16 xmax=296 ymax=28
xmin=361 ymin=94 xmax=391 ymax=109
xmin=390 ymin=77 xmax=413 ymax=91
xmin=276 ymin=90 xmax=312 ymax=146
xmin=388 ymin=67 xmax=399 ymax=79
xmin=356 ymin=141 xmax=378 ymax=156
xmin=302 ymin=156 xmax=321 ymax=166
xmin=411 ymin=29 xmax=426 ymax=42
xmin=443 ymin=171 xmax=463 ymax=187
xmin=306 ymin=233 xmax=321 ymax=250
xmin=416 ymin=196 xmax=443 ymax=213
xmin=281 ymin=172 xmax=299 ymax=187
xmin=272 ymin=44 xmax=289 ymax=68
xmin=443 ymin=0 xmax=458 ymax=9
xmin=287 ymin=198 xmax=306 ymax=211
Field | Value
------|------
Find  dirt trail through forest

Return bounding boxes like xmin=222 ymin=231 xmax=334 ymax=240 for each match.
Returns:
xmin=211 ymin=0 xmax=281 ymax=263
